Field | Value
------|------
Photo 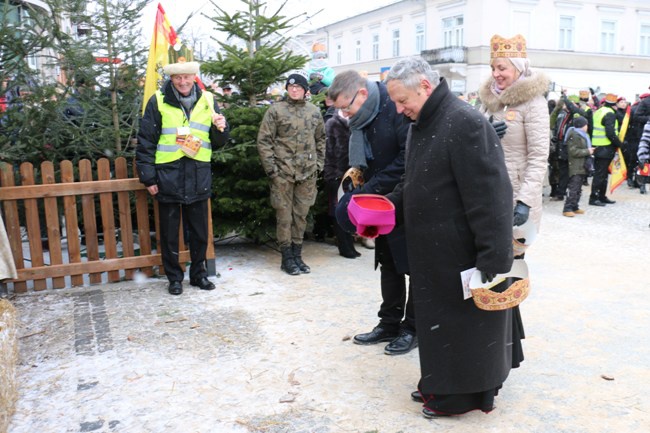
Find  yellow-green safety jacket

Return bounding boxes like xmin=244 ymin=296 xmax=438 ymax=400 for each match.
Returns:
xmin=592 ymin=106 xmax=618 ymax=147
xmin=155 ymin=90 xmax=215 ymax=163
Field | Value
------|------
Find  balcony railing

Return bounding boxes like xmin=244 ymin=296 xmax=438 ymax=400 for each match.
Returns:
xmin=421 ymin=46 xmax=467 ymax=64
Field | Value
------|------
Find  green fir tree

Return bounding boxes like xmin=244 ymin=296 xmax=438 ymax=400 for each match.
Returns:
xmin=201 ymin=0 xmax=309 ymax=243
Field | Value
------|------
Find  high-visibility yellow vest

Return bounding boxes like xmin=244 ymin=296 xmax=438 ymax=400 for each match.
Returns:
xmin=591 ymin=106 xmax=618 ymax=147
xmin=155 ymin=90 xmax=215 ymax=163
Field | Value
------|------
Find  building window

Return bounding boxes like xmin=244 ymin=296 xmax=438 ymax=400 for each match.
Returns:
xmin=443 ymin=15 xmax=464 ymax=47
xmin=600 ymin=20 xmax=616 ymax=53
xmin=415 ymin=23 xmax=425 ymax=53
xmin=392 ymin=29 xmax=400 ymax=57
xmin=336 ymin=43 xmax=342 ymax=65
xmin=641 ymin=24 xmax=650 ymax=55
xmin=355 ymin=39 xmax=361 ymax=62
xmin=372 ymin=34 xmax=379 ymax=60
xmin=559 ymin=16 xmax=574 ymax=50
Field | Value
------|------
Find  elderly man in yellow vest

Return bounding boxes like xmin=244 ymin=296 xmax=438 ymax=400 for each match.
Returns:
xmin=589 ymin=93 xmax=623 ymax=206
xmin=137 ymin=59 xmax=228 ymax=295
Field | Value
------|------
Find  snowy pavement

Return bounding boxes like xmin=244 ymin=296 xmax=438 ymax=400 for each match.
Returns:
xmin=6 ymin=184 xmax=650 ymax=433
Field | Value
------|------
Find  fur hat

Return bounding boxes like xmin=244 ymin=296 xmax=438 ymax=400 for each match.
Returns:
xmin=573 ymin=116 xmax=588 ymax=129
xmin=490 ymin=34 xmax=527 ymax=59
xmin=163 ymin=61 xmax=199 ymax=76
xmin=286 ymin=74 xmax=308 ymax=92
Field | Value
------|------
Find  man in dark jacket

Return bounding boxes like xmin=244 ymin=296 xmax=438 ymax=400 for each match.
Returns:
xmin=329 ymin=70 xmax=416 ymax=355
xmin=589 ymin=93 xmax=623 ymax=206
xmin=384 ymin=57 xmax=515 ymax=418
xmin=136 ymin=60 xmax=229 ymax=295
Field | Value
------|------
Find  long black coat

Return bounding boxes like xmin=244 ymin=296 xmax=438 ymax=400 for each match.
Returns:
xmin=357 ymin=82 xmax=411 ymax=274
xmin=387 ymin=79 xmax=515 ymax=395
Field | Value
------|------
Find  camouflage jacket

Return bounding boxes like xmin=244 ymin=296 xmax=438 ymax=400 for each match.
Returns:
xmin=257 ymin=98 xmax=326 ymax=182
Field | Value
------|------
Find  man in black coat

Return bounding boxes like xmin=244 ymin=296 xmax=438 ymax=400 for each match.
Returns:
xmin=137 ymin=60 xmax=229 ymax=295
xmin=384 ymin=57 xmax=515 ymax=418
xmin=329 ymin=70 xmax=416 ymax=355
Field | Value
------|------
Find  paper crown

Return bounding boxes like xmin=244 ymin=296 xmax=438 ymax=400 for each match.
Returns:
xmin=469 ymin=259 xmax=530 ymax=311
xmin=163 ymin=43 xmax=199 ymax=76
xmin=604 ymin=93 xmax=618 ymax=104
xmin=312 ymin=42 xmax=326 ymax=53
xmin=579 ymin=89 xmax=589 ymax=99
xmin=490 ymin=34 xmax=527 ymax=59
xmin=347 ymin=194 xmax=395 ymax=239
xmin=512 ymin=219 xmax=537 ymax=257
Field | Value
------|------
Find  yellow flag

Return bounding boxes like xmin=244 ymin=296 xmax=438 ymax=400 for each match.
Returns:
xmin=142 ymin=4 xmax=178 ymax=115
xmin=609 ymin=148 xmax=627 ymax=194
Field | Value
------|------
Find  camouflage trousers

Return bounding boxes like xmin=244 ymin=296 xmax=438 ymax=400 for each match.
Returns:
xmin=270 ymin=176 xmax=317 ymax=248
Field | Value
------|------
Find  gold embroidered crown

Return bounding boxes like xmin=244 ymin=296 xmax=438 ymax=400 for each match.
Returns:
xmin=490 ymin=34 xmax=527 ymax=59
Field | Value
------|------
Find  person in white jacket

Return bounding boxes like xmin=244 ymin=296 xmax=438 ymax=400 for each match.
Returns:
xmin=479 ymin=34 xmax=550 ymax=235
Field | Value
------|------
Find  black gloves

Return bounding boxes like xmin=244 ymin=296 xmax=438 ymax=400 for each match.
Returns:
xmin=513 ymin=200 xmax=530 ymax=227
xmin=480 ymin=271 xmax=496 ymax=284
xmin=489 ymin=115 xmax=507 ymax=139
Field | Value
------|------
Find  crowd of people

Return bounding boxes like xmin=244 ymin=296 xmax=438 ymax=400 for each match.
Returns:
xmin=130 ymin=31 xmax=650 ymax=421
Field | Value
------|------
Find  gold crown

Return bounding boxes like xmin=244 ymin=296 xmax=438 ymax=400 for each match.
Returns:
xmin=471 ymin=278 xmax=530 ymax=311
xmin=579 ymin=90 xmax=589 ymax=99
xmin=491 ymin=34 xmax=527 ymax=59
xmin=604 ymin=93 xmax=618 ymax=104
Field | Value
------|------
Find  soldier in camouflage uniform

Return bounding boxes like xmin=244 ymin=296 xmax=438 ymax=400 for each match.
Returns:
xmin=257 ymin=74 xmax=326 ymax=275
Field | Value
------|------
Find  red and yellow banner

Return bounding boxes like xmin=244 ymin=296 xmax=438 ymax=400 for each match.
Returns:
xmin=142 ymin=3 xmax=178 ymax=114
xmin=608 ymin=105 xmax=630 ymax=194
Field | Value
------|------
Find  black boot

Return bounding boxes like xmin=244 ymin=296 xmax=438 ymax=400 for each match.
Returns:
xmin=280 ymin=246 xmax=300 ymax=275
xmin=292 ymin=242 xmax=310 ymax=273
xmin=334 ymin=223 xmax=360 ymax=258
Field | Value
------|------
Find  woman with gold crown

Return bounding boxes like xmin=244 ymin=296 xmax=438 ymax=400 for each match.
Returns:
xmin=479 ymin=34 xmax=550 ymax=233
xmin=479 ymin=33 xmax=550 ymax=381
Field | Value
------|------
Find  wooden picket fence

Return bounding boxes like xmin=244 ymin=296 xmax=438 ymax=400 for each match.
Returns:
xmin=0 ymin=157 xmax=215 ymax=293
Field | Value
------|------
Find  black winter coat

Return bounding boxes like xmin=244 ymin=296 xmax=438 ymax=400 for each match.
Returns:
xmin=357 ymin=82 xmax=411 ymax=274
xmin=323 ymin=112 xmax=351 ymax=188
xmin=136 ymin=81 xmax=228 ymax=204
xmin=387 ymin=79 xmax=515 ymax=395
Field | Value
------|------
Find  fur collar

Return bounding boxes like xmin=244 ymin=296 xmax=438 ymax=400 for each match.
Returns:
xmin=479 ymin=71 xmax=549 ymax=113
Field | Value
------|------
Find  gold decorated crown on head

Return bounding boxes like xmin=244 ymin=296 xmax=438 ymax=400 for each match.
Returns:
xmin=491 ymin=34 xmax=527 ymax=59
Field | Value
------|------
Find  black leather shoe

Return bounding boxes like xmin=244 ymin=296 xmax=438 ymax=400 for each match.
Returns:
xmin=589 ymin=199 xmax=606 ymax=206
xmin=353 ymin=326 xmax=399 ymax=345
xmin=599 ymin=197 xmax=616 ymax=204
xmin=384 ymin=330 xmax=418 ymax=355
xmin=190 ymin=277 xmax=215 ymax=291
xmin=168 ymin=281 xmax=183 ymax=295
xmin=422 ymin=407 xmax=452 ymax=419
xmin=411 ymin=390 xmax=424 ymax=403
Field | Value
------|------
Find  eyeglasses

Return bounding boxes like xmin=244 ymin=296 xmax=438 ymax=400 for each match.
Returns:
xmin=287 ymin=84 xmax=304 ymax=90
xmin=341 ymin=89 xmax=360 ymax=112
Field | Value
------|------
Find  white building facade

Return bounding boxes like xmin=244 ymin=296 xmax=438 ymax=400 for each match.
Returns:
xmin=297 ymin=0 xmax=650 ymax=101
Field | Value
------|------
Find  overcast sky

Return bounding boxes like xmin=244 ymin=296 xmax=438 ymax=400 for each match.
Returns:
xmin=141 ymin=0 xmax=397 ymax=42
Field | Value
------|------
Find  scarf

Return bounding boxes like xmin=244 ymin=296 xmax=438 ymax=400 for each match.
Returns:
xmin=348 ymin=80 xmax=380 ymax=169
xmin=171 ymin=82 xmax=198 ymax=119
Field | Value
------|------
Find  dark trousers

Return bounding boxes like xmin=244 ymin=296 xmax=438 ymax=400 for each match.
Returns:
xmin=623 ymin=141 xmax=639 ymax=181
xmin=376 ymin=238 xmax=415 ymax=334
xmin=563 ymin=174 xmax=585 ymax=212
xmin=158 ymin=200 xmax=209 ymax=283
xmin=590 ymin=157 xmax=613 ymax=200
xmin=557 ymin=159 xmax=569 ymax=197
